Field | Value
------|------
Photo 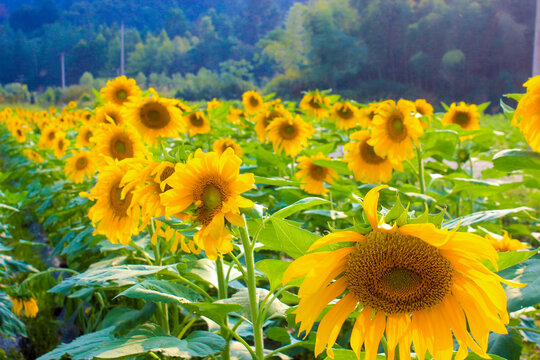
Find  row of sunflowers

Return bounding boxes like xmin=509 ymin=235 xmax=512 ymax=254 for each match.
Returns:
xmin=0 ymin=75 xmax=538 ymax=360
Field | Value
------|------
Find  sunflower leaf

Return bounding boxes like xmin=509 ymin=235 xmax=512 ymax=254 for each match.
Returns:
xmin=312 ymin=159 xmax=352 ymax=175
xmin=270 ymin=197 xmax=330 ymax=220
xmin=493 ymin=149 xmax=540 ymax=171
xmin=442 ymin=207 xmax=534 ymax=229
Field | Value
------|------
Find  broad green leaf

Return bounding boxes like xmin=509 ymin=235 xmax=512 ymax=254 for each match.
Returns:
xmin=267 ymin=327 xmax=291 ymax=344
xmin=422 ymin=130 xmax=459 ymax=158
xmin=254 ymin=176 xmax=300 ymax=186
xmin=494 ymin=249 xmax=538 ymax=272
xmin=312 ymin=159 xmax=352 ymax=175
xmin=450 ymin=177 xmax=522 ymax=196
xmin=256 ymin=259 xmax=290 ymax=291
xmin=117 ymin=280 xmax=201 ymax=304
xmin=270 ymin=197 xmax=330 ymax=219
xmin=188 ymin=258 xmax=242 ymax=288
xmin=304 ymin=209 xmax=347 ymax=219
xmin=493 ymin=149 xmax=540 ymax=171
xmin=442 ymin=207 xmax=533 ymax=229
xmin=257 ymin=218 xmax=319 ymax=259
xmin=98 ymin=303 xmax=156 ymax=334
xmin=182 ymin=302 xmax=243 ymax=325
xmin=498 ymin=257 xmax=540 ymax=312
xmin=217 ymin=288 xmax=288 ymax=320
xmin=487 ymin=328 xmax=522 ymax=360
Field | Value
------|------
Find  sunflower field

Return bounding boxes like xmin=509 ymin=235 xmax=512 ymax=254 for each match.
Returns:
xmin=0 ymin=76 xmax=539 ymax=360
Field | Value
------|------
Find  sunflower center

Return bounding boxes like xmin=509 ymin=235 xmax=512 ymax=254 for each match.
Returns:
xmin=160 ymin=165 xmax=175 ymax=192
xmin=386 ymin=114 xmax=408 ymax=142
xmin=360 ymin=141 xmax=386 ymax=165
xmin=189 ymin=113 xmax=204 ymax=127
xmin=454 ymin=112 xmax=470 ymax=126
xmin=202 ymin=185 xmax=223 ymax=211
xmin=58 ymin=139 xmax=65 ymax=150
xmin=337 ymin=106 xmax=354 ymax=120
xmin=75 ymin=156 xmax=88 ymax=170
xmin=309 ymin=164 xmax=327 ymax=181
xmin=194 ymin=176 xmax=230 ymax=226
xmin=249 ymin=96 xmax=260 ymax=108
xmin=85 ymin=130 xmax=93 ymax=142
xmin=109 ymin=133 xmax=134 ymax=160
xmin=141 ymin=102 xmax=171 ymax=129
xmin=309 ymin=97 xmax=322 ymax=109
xmin=279 ymin=123 xmax=298 ymax=140
xmin=17 ymin=129 xmax=22 ymax=137
xmin=345 ymin=230 xmax=454 ymax=314
xmin=48 ymin=131 xmax=55 ymax=141
xmin=117 ymin=90 xmax=127 ymax=100
xmin=109 ymin=181 xmax=133 ymax=217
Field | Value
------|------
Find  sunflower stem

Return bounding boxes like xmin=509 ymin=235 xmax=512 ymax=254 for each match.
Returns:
xmin=130 ymin=240 xmax=153 ymax=265
xmin=415 ymin=144 xmax=426 ymax=194
xmin=238 ymin=215 xmax=265 ymax=360
xmin=216 ymin=256 xmax=231 ymax=360
xmin=290 ymin=157 xmax=296 ymax=180
xmin=380 ymin=335 xmax=389 ymax=359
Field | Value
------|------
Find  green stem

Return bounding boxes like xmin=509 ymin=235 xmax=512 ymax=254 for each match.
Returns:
xmin=380 ymin=335 xmax=388 ymax=359
xmin=177 ymin=316 xmax=198 ymax=339
xmin=290 ymin=157 xmax=296 ymax=179
xmin=162 ymin=303 xmax=170 ymax=334
xmin=216 ymin=257 xmax=231 ymax=360
xmin=238 ymin=215 xmax=264 ymax=360
xmin=415 ymin=144 xmax=426 ymax=194
xmin=171 ymin=304 xmax=179 ymax=336
xmin=130 ymin=240 xmax=153 ymax=265
xmin=514 ymin=326 xmax=540 ymax=334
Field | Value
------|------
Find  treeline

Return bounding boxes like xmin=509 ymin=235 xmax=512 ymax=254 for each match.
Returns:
xmin=0 ymin=0 xmax=535 ymax=106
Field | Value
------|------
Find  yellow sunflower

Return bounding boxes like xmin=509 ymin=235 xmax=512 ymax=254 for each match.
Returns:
xmin=512 ymin=76 xmax=540 ymax=152
xmin=11 ymin=297 xmax=38 ymax=318
xmin=64 ymin=150 xmax=96 ymax=183
xmin=100 ymin=76 xmax=142 ymax=106
xmin=67 ymin=100 xmax=77 ymax=109
xmin=283 ymin=185 xmax=524 ymax=360
xmin=39 ymin=126 xmax=58 ymax=149
xmin=344 ymin=130 xmax=399 ymax=183
xmin=92 ymin=123 xmax=149 ymax=164
xmin=368 ymin=99 xmax=424 ymax=164
xmin=414 ymin=99 xmax=434 ymax=129
xmin=207 ymin=98 xmax=223 ymax=111
xmin=185 ymin=111 xmax=211 ymax=136
xmin=227 ymin=107 xmax=249 ymax=125
xmin=81 ymin=158 xmax=143 ymax=245
xmin=265 ymin=115 xmax=314 ymax=157
xmin=254 ymin=104 xmax=292 ymax=143
xmin=152 ymin=220 xmax=201 ymax=255
xmin=53 ymin=132 xmax=70 ymax=158
xmin=300 ymin=91 xmax=331 ymax=119
xmin=23 ymin=149 xmax=44 ymax=164
xmin=296 ymin=153 xmax=338 ymax=195
xmin=79 ymin=110 xmax=94 ymax=124
xmin=441 ymin=102 xmax=480 ymax=130
xmin=76 ymin=124 xmax=95 ymax=149
xmin=95 ymin=103 xmax=125 ymax=126
xmin=161 ymin=148 xmax=255 ymax=260
xmin=242 ymin=90 xmax=264 ymax=114
xmin=11 ymin=122 xmax=28 ymax=143
xmin=330 ymin=101 xmax=361 ymax=130
xmin=486 ymin=230 xmax=529 ymax=252
xmin=358 ymin=103 xmax=379 ymax=128
xmin=123 ymin=95 xmax=185 ymax=144
xmin=213 ymin=138 xmax=243 ymax=158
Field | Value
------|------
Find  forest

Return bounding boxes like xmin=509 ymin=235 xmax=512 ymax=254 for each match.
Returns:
xmin=0 ymin=0 xmax=536 ymax=107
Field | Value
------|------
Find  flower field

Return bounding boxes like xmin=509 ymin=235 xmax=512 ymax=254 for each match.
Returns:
xmin=0 ymin=76 xmax=538 ymax=360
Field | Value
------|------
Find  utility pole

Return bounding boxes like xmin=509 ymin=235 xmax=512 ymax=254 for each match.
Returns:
xmin=120 ymin=21 xmax=125 ymax=76
xmin=533 ymin=0 xmax=540 ymax=76
xmin=60 ymin=52 xmax=66 ymax=91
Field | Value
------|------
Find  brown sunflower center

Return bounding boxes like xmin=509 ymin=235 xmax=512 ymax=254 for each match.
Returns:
xmin=249 ymin=96 xmax=260 ymax=108
xmin=141 ymin=102 xmax=171 ymax=129
xmin=454 ymin=111 xmax=470 ymax=126
xmin=109 ymin=180 xmax=133 ymax=217
xmin=117 ymin=90 xmax=127 ymax=100
xmin=75 ymin=156 xmax=88 ymax=170
xmin=16 ymin=129 xmax=23 ymax=137
xmin=160 ymin=165 xmax=175 ymax=192
xmin=386 ymin=113 xmax=408 ymax=142
xmin=308 ymin=97 xmax=322 ymax=109
xmin=85 ymin=130 xmax=93 ymax=142
xmin=109 ymin=133 xmax=134 ymax=160
xmin=105 ymin=112 xmax=119 ymax=125
xmin=360 ymin=141 xmax=386 ymax=165
xmin=48 ymin=131 xmax=56 ymax=141
xmin=279 ymin=122 xmax=298 ymax=140
xmin=309 ymin=164 xmax=327 ymax=181
xmin=194 ymin=176 xmax=230 ymax=226
xmin=57 ymin=139 xmax=65 ymax=150
xmin=345 ymin=230 xmax=454 ymax=314
xmin=189 ymin=113 xmax=204 ymax=128
xmin=336 ymin=105 xmax=354 ymax=120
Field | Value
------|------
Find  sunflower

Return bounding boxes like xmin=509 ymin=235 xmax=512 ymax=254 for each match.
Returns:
xmin=152 ymin=220 xmax=201 ymax=254
xmin=53 ymin=132 xmax=70 ymax=158
xmin=330 ymin=101 xmax=361 ymax=130
xmin=11 ymin=297 xmax=38 ymax=318
xmin=96 ymin=103 xmax=125 ymax=126
xmin=79 ymin=110 xmax=94 ymax=124
xmin=344 ymin=130 xmax=399 ymax=183
xmin=283 ymin=185 xmax=524 ymax=360
xmin=486 ymin=230 xmax=528 ymax=252
xmin=207 ymin=98 xmax=223 ymax=111
xmin=213 ymin=138 xmax=243 ymax=158
xmin=23 ymin=149 xmax=44 ymax=164
xmin=254 ymin=104 xmax=292 ymax=143
xmin=161 ymin=148 xmax=255 ymax=260
xmin=92 ymin=123 xmax=149 ymax=164
xmin=123 ymin=95 xmax=185 ymax=144
xmin=11 ymin=122 xmax=27 ymax=143
xmin=242 ymin=90 xmax=264 ymax=114
xmin=414 ymin=99 xmax=434 ymax=129
xmin=64 ymin=150 xmax=96 ymax=183
xmin=512 ymin=76 xmax=540 ymax=152
xmin=358 ymin=103 xmax=378 ymax=128
xmin=296 ymin=153 xmax=338 ymax=195
xmin=76 ymin=124 xmax=95 ymax=149
xmin=100 ymin=76 xmax=141 ymax=106
xmin=300 ymin=91 xmax=331 ymax=119
xmin=81 ymin=158 xmax=143 ymax=245
xmin=441 ymin=102 xmax=480 ymax=130
xmin=368 ymin=100 xmax=424 ymax=164
xmin=265 ymin=115 xmax=314 ymax=157
xmin=185 ymin=111 xmax=211 ymax=136
xmin=227 ymin=107 xmax=249 ymax=125
xmin=39 ymin=126 xmax=58 ymax=149
xmin=67 ymin=100 xmax=77 ymax=109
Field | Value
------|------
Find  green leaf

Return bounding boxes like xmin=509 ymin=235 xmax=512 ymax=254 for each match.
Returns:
xmin=267 ymin=327 xmax=291 ymax=344
xmin=271 ymin=197 xmax=330 ymax=219
xmin=498 ymin=257 xmax=540 ymax=312
xmin=494 ymin=249 xmax=538 ymax=272
xmin=324 ymin=349 xmax=386 ymax=360
xmin=258 ymin=218 xmax=319 ymax=259
xmin=487 ymin=328 xmax=522 ymax=360
xmin=189 ymin=258 xmax=242 ymax=288
xmin=442 ymin=207 xmax=533 ymax=229
xmin=312 ymin=159 xmax=352 ymax=175
xmin=464 ymin=353 xmax=507 ymax=360
xmin=98 ymin=303 xmax=156 ymax=335
xmin=256 ymin=259 xmax=290 ymax=291
xmin=493 ymin=149 xmax=540 ymax=171
xmin=182 ymin=302 xmax=243 ymax=325
xmin=254 ymin=176 xmax=300 ymax=186
xmin=450 ymin=177 xmax=522 ymax=196
xmin=217 ymin=288 xmax=288 ymax=320
xmin=118 ymin=280 xmax=201 ymax=304
xmin=304 ymin=209 xmax=347 ymax=219
xmin=422 ymin=130 xmax=459 ymax=158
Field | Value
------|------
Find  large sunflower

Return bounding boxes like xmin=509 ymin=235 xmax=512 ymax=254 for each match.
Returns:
xmin=330 ymin=101 xmax=361 ymax=130
xmin=512 ymin=76 xmax=540 ymax=152
xmin=92 ymin=123 xmax=149 ymax=164
xmin=300 ymin=91 xmax=330 ymax=119
xmin=441 ymin=102 xmax=480 ymax=130
xmin=344 ymin=130 xmax=399 ymax=184
xmin=81 ymin=158 xmax=143 ymax=245
xmin=64 ymin=150 xmax=96 ymax=184
xmin=254 ymin=104 xmax=292 ymax=143
xmin=213 ymin=138 xmax=243 ymax=158
xmin=283 ymin=185 xmax=524 ymax=360
xmin=161 ymin=148 xmax=255 ymax=260
xmin=296 ymin=153 xmax=338 ymax=195
xmin=123 ymin=95 xmax=184 ymax=144
xmin=242 ymin=90 xmax=264 ymax=114
xmin=184 ymin=111 xmax=211 ymax=136
xmin=100 ymin=76 xmax=141 ymax=106
xmin=265 ymin=115 xmax=314 ymax=157
xmin=368 ymin=100 xmax=424 ymax=164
